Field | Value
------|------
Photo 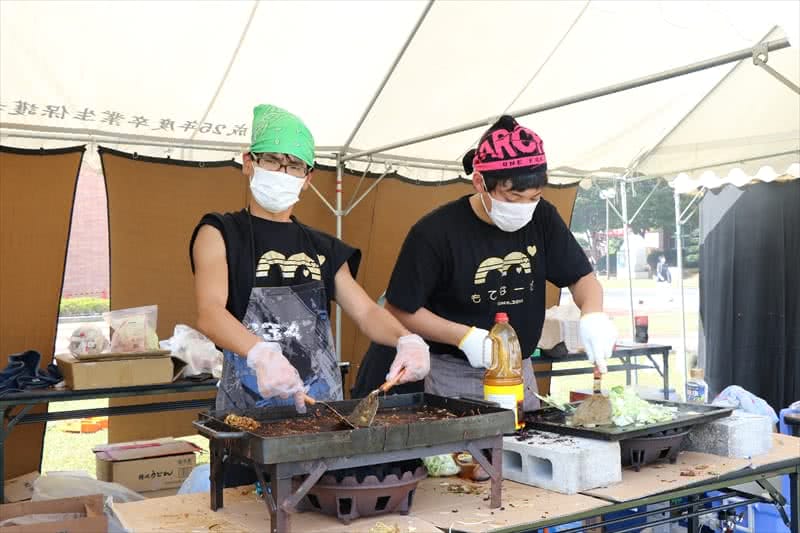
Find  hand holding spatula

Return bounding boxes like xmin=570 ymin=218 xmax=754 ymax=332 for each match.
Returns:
xmin=571 ymin=366 xmax=612 ymax=427
xmin=302 ymin=368 xmax=406 ymax=429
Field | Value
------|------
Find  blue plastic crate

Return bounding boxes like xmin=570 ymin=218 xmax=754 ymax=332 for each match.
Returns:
xmin=735 ymin=502 xmax=791 ymax=533
xmin=601 ymin=509 xmax=649 ymax=532
xmin=544 ymin=521 xmax=583 ymax=532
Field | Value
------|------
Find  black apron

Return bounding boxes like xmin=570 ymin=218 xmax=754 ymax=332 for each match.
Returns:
xmin=217 ymin=215 xmax=341 ymax=411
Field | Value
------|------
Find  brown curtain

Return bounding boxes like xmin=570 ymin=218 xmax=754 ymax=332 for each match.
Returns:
xmin=0 ymin=145 xmax=84 ymax=478
xmin=100 ymin=148 xmax=247 ymax=442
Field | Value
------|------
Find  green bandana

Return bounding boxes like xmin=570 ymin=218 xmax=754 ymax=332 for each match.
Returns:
xmin=249 ymin=104 xmax=315 ymax=167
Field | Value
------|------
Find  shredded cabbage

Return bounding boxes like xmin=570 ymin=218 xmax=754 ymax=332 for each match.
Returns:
xmin=608 ymin=386 xmax=678 ymax=427
xmin=422 ymin=454 xmax=459 ymax=477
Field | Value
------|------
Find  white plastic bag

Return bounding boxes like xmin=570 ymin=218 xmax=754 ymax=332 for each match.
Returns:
xmin=177 ymin=464 xmax=211 ymax=494
xmin=68 ymin=326 xmax=110 ymax=356
xmin=163 ymin=325 xmax=222 ymax=378
xmin=32 ymin=471 xmax=144 ymax=503
xmin=538 ymin=303 xmax=583 ymax=352
xmin=104 ymin=305 xmax=159 ymax=353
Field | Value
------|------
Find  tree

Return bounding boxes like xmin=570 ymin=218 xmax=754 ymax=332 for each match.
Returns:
xmin=569 ymin=179 xmax=700 ymax=263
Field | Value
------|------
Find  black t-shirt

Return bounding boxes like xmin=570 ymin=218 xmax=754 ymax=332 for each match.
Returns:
xmin=190 ymin=209 xmax=361 ymax=321
xmin=386 ymin=195 xmax=592 ymax=359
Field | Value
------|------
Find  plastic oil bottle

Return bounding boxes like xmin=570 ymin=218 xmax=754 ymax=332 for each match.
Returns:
xmin=686 ymin=368 xmax=709 ymax=403
xmin=483 ymin=312 xmax=524 ymax=430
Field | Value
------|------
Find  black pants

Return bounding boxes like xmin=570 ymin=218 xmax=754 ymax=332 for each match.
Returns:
xmin=223 ymin=460 xmax=260 ymax=488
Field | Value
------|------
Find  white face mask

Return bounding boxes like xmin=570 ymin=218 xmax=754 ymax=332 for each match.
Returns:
xmin=249 ymin=167 xmax=305 ymax=213
xmin=480 ymin=180 xmax=538 ymax=232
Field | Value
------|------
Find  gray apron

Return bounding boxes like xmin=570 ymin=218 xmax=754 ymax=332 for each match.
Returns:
xmin=217 ymin=217 xmax=341 ymax=411
xmin=424 ymin=353 xmax=541 ymax=412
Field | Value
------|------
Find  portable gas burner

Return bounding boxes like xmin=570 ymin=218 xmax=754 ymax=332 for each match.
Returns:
xmin=194 ymin=393 xmax=514 ymax=533
xmin=523 ymin=400 xmax=733 ymax=470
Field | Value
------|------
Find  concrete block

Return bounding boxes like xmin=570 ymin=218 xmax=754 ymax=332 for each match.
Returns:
xmin=685 ymin=411 xmax=773 ymax=458
xmin=502 ymin=431 xmax=621 ymax=494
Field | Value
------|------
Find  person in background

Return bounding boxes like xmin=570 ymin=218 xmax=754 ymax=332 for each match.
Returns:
xmin=656 ymin=254 xmax=673 ymax=302
xmin=355 ymin=115 xmax=616 ymax=408
xmin=190 ymin=104 xmax=429 ymax=487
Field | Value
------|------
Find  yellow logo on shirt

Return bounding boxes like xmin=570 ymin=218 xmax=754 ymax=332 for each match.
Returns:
xmin=470 ymin=245 xmax=537 ymax=305
xmin=474 ymin=249 xmax=535 ymax=285
xmin=256 ymin=252 xmax=325 ymax=280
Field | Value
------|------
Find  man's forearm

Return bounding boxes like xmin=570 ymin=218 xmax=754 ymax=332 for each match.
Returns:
xmin=354 ymin=305 xmax=410 ymax=347
xmin=570 ymin=273 xmax=604 ymax=315
xmin=385 ymin=303 xmax=470 ymax=347
xmin=196 ymin=305 xmax=263 ymax=357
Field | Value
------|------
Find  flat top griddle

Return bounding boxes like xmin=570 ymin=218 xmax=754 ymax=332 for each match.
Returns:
xmin=195 ymin=393 xmax=515 ymax=464
xmin=523 ymin=400 xmax=733 ymax=441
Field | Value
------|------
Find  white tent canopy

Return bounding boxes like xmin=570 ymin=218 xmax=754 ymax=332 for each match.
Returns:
xmin=1 ymin=0 xmax=798 ymax=182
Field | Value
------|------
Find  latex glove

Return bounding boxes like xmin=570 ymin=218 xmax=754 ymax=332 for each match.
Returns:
xmin=458 ymin=327 xmax=490 ymax=368
xmin=387 ymin=334 xmax=430 ymax=383
xmin=579 ymin=313 xmax=616 ymax=374
xmin=246 ymin=342 xmax=306 ymax=412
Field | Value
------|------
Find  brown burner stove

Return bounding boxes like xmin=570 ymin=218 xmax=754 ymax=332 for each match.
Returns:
xmin=294 ymin=462 xmax=427 ymax=524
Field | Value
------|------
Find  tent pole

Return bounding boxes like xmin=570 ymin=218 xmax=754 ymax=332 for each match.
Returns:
xmin=674 ymin=187 xmax=689 ymax=396
xmin=620 ymin=178 xmax=638 ymax=385
xmin=605 ymin=197 xmax=610 ymax=280
xmin=335 ymin=156 xmax=343 ymax=364
xmin=341 ymin=38 xmax=791 ymax=162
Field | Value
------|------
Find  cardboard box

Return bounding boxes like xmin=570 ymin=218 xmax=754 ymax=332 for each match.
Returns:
xmin=93 ymin=438 xmax=200 ymax=493
xmin=0 ymin=494 xmax=107 ymax=533
xmin=2 ymin=473 xmax=39 ymax=504
xmin=56 ymin=353 xmax=185 ymax=390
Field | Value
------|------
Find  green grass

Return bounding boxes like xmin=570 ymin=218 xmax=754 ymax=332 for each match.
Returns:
xmin=41 ymin=400 xmax=210 ymax=477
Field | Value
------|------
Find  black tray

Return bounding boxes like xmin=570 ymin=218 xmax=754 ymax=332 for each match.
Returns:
xmin=523 ymin=400 xmax=733 ymax=441
xmin=194 ymin=393 xmax=515 ymax=464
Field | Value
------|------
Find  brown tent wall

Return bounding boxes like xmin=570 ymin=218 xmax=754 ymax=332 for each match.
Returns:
xmin=100 ymin=151 xmax=578 ymax=442
xmin=100 ymin=148 xmax=247 ymax=442
xmin=0 ymin=145 xmax=84 ymax=479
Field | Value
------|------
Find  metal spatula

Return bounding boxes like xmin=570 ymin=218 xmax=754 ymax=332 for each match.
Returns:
xmin=347 ymin=368 xmax=406 ymax=428
xmin=302 ymin=394 xmax=357 ymax=429
xmin=571 ymin=366 xmax=612 ymax=427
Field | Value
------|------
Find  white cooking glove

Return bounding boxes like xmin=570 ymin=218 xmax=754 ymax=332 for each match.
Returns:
xmin=458 ymin=327 xmax=491 ymax=368
xmin=387 ymin=334 xmax=430 ymax=383
xmin=246 ymin=342 xmax=306 ymax=412
xmin=579 ymin=313 xmax=617 ymax=374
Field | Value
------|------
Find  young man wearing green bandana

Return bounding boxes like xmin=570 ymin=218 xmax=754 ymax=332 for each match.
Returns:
xmin=190 ymin=104 xmax=429 ymax=428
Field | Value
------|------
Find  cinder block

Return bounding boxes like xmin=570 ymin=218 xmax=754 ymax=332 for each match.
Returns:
xmin=502 ymin=431 xmax=621 ymax=494
xmin=685 ymin=411 xmax=773 ymax=458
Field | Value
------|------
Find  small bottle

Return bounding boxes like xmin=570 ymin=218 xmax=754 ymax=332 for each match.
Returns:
xmin=484 ymin=313 xmax=525 ymax=430
xmin=686 ymin=368 xmax=709 ymax=403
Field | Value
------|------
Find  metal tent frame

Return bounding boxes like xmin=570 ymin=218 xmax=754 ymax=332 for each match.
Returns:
xmin=1 ymin=28 xmax=796 ymax=371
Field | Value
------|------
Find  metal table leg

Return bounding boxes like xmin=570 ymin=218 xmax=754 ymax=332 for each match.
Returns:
xmin=0 ymin=407 xmax=5 ymax=503
xmin=270 ymin=464 xmax=291 ymax=533
xmin=467 ymin=435 xmax=503 ymax=509
xmin=625 ymin=354 xmax=632 ymax=386
xmin=790 ymin=469 xmax=799 ymax=533
xmin=209 ymin=438 xmax=225 ymax=511
xmin=0 ymin=404 xmax=35 ymax=503
xmin=687 ymin=495 xmax=700 ymax=533
xmin=662 ymin=349 xmax=670 ymax=399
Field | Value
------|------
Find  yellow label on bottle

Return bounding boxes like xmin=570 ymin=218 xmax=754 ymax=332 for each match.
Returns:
xmin=484 ymin=383 xmax=525 ymax=429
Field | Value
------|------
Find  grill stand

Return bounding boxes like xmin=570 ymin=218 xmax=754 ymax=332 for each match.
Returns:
xmin=209 ymin=435 xmax=504 ymax=533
